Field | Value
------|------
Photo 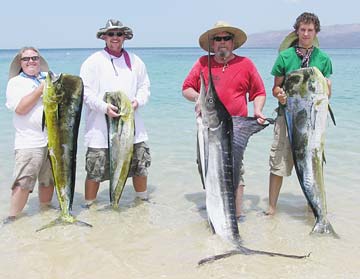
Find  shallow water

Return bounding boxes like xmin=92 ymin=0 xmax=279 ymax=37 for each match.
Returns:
xmin=0 ymin=48 xmax=359 ymax=278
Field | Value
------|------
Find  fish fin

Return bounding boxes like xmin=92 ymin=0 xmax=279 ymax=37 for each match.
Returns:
xmin=36 ymin=215 xmax=92 ymax=232
xmin=208 ymin=218 xmax=216 ymax=234
xmin=57 ymin=104 xmax=61 ymax=121
xmin=328 ymin=104 xmax=336 ymax=126
xmin=311 ymin=218 xmax=339 ymax=238
xmin=196 ymin=134 xmax=206 ymax=189
xmin=42 ymin=111 xmax=46 ymax=131
xmin=198 ymin=245 xmax=310 ymax=266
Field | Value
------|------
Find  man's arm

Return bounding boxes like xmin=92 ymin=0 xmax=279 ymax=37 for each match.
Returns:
xmin=272 ymin=76 xmax=286 ymax=105
xmin=182 ymin=87 xmax=199 ymax=102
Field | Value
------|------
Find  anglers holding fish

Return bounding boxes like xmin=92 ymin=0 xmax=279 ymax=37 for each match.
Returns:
xmin=265 ymin=12 xmax=337 ymax=236
xmin=4 ymin=47 xmax=54 ymax=223
xmin=266 ymin=12 xmax=333 ymax=217
xmin=80 ymin=19 xmax=151 ymax=208
xmin=182 ymin=21 xmax=267 ymax=219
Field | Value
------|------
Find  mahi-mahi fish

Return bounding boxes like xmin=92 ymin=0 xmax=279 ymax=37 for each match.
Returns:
xmin=38 ymin=72 xmax=91 ymax=231
xmin=104 ymin=91 xmax=134 ymax=209
xmin=283 ymin=66 xmax=337 ymax=237
xmin=196 ymin=47 xmax=309 ymax=265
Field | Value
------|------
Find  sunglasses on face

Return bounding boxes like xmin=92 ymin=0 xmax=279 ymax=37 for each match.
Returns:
xmin=106 ymin=31 xmax=123 ymax=37
xmin=213 ymin=35 xmax=233 ymax=42
xmin=20 ymin=56 xmax=40 ymax=62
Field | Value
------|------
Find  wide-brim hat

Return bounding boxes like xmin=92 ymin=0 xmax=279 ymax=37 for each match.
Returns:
xmin=96 ymin=19 xmax=133 ymax=40
xmin=199 ymin=21 xmax=247 ymax=53
xmin=279 ymin=31 xmax=319 ymax=52
xmin=8 ymin=51 xmax=49 ymax=80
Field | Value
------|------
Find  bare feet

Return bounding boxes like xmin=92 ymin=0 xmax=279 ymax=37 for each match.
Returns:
xmin=263 ymin=208 xmax=276 ymax=216
xmin=3 ymin=216 xmax=16 ymax=224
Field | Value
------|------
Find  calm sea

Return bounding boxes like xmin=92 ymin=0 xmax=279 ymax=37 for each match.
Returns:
xmin=0 ymin=48 xmax=359 ymax=278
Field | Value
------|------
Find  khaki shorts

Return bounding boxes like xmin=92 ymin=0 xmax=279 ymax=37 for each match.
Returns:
xmin=269 ymin=112 xmax=294 ymax=177
xmin=12 ymin=147 xmax=54 ymax=191
xmin=85 ymin=142 xmax=151 ymax=182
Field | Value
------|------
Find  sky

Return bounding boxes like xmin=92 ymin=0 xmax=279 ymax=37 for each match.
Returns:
xmin=1 ymin=0 xmax=359 ymax=49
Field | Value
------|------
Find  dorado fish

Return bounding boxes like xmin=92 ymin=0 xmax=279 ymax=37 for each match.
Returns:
xmin=39 ymin=72 xmax=91 ymax=231
xmin=283 ymin=66 xmax=337 ymax=236
xmin=197 ymin=59 xmax=308 ymax=265
xmin=104 ymin=91 xmax=134 ymax=208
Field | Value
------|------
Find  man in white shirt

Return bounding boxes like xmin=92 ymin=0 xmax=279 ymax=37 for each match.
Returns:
xmin=5 ymin=47 xmax=54 ymax=223
xmin=80 ymin=19 xmax=151 ymax=206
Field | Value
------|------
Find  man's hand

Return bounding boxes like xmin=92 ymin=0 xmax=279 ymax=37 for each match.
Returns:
xmin=106 ymin=104 xmax=120 ymax=118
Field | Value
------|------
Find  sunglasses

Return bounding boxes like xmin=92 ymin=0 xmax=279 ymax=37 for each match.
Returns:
xmin=106 ymin=31 xmax=123 ymax=37
xmin=213 ymin=35 xmax=233 ymax=42
xmin=20 ymin=56 xmax=40 ymax=62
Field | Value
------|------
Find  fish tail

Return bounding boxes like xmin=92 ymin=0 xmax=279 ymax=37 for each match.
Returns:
xmin=198 ymin=245 xmax=309 ymax=265
xmin=36 ymin=214 xmax=92 ymax=232
xmin=311 ymin=218 xmax=339 ymax=238
xmin=198 ymin=249 xmax=240 ymax=265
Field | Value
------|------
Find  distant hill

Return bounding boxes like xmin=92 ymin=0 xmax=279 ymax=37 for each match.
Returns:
xmin=246 ymin=24 xmax=360 ymax=48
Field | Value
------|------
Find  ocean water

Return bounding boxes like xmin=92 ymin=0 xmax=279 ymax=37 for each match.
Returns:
xmin=0 ymin=47 xmax=359 ymax=278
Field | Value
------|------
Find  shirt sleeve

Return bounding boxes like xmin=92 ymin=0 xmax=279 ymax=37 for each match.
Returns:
xmin=248 ymin=65 xmax=266 ymax=101
xmin=322 ymin=56 xmax=333 ymax=78
xmin=6 ymin=78 xmax=24 ymax=111
xmin=80 ymin=56 xmax=108 ymax=114
xmin=134 ymin=57 xmax=151 ymax=107
xmin=182 ymin=59 xmax=202 ymax=92
xmin=271 ymin=54 xmax=286 ymax=77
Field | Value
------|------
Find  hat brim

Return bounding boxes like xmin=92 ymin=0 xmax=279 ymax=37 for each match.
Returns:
xmin=8 ymin=54 xmax=49 ymax=80
xmin=96 ymin=26 xmax=133 ymax=40
xmin=199 ymin=26 xmax=247 ymax=53
xmin=279 ymin=31 xmax=319 ymax=52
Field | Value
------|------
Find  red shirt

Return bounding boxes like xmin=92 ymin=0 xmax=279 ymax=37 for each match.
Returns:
xmin=182 ymin=55 xmax=266 ymax=116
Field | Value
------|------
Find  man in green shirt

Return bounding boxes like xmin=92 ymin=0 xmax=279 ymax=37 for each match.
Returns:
xmin=265 ymin=12 xmax=333 ymax=215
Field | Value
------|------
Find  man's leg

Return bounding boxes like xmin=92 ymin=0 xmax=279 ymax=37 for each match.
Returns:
xmin=133 ymin=176 xmax=148 ymax=200
xmin=9 ymin=186 xmax=30 ymax=217
xmin=266 ymin=173 xmax=283 ymax=215
xmin=235 ymin=185 xmax=244 ymax=218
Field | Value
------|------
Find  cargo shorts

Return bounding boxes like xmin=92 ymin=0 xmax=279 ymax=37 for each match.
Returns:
xmin=269 ymin=111 xmax=294 ymax=177
xmin=85 ymin=142 xmax=151 ymax=182
xmin=12 ymin=147 xmax=54 ymax=192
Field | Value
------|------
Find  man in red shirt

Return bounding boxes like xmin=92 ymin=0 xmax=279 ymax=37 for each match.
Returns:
xmin=182 ymin=21 xmax=267 ymax=219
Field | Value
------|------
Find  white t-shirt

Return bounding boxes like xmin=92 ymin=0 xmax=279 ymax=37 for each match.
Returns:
xmin=80 ymin=49 xmax=151 ymax=148
xmin=6 ymin=73 xmax=48 ymax=150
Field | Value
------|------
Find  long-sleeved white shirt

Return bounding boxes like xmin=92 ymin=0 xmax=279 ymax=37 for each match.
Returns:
xmin=80 ymin=49 xmax=150 ymax=148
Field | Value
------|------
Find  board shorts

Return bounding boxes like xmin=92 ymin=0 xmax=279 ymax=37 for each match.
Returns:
xmin=85 ymin=142 xmax=151 ymax=182
xmin=269 ymin=109 xmax=294 ymax=177
xmin=12 ymin=147 xmax=54 ymax=192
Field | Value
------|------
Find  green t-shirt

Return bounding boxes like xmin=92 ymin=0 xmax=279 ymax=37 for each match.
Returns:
xmin=271 ymin=47 xmax=333 ymax=78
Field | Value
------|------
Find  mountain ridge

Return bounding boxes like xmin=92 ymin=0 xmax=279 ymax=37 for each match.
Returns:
xmin=246 ymin=23 xmax=360 ymax=48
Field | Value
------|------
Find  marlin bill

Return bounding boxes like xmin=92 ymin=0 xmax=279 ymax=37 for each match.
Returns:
xmin=104 ymin=91 xmax=134 ymax=209
xmin=283 ymin=66 xmax=337 ymax=237
xmin=196 ymin=72 xmax=309 ymax=265
xmin=39 ymin=72 xmax=91 ymax=231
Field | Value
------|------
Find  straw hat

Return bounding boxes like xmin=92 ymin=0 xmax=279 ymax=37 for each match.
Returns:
xmin=96 ymin=19 xmax=133 ymax=40
xmin=8 ymin=48 xmax=49 ymax=80
xmin=279 ymin=31 xmax=319 ymax=52
xmin=199 ymin=21 xmax=247 ymax=53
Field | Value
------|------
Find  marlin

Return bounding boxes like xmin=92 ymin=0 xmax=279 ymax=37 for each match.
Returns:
xmin=39 ymin=72 xmax=91 ymax=231
xmin=283 ymin=67 xmax=338 ymax=237
xmin=196 ymin=49 xmax=309 ymax=265
xmin=104 ymin=91 xmax=135 ymax=209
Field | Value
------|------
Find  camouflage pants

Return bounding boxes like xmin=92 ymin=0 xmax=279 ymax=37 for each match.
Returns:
xmin=85 ymin=142 xmax=151 ymax=182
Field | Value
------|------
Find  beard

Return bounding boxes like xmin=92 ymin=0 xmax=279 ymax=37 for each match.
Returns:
xmin=215 ymin=48 xmax=231 ymax=60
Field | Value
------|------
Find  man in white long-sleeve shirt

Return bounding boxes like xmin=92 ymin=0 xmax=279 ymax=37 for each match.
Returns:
xmin=80 ymin=19 xmax=151 ymax=206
